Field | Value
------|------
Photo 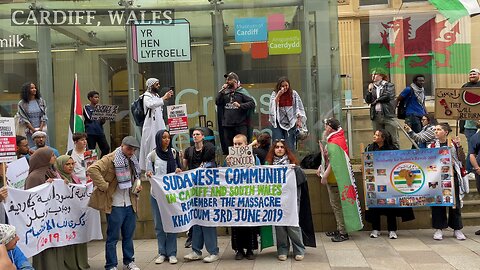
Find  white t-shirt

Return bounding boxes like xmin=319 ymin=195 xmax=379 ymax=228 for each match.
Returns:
xmin=70 ymin=149 xmax=87 ymax=184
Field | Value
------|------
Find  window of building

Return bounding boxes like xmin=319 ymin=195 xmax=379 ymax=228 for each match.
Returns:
xmin=360 ymin=20 xmax=433 ymax=97
xmin=360 ymin=0 xmax=389 ymax=5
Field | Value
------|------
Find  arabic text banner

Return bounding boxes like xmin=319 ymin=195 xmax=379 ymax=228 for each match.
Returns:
xmin=150 ymin=165 xmax=298 ymax=233
xmin=363 ymin=147 xmax=455 ymax=208
xmin=4 ymin=180 xmax=103 ymax=258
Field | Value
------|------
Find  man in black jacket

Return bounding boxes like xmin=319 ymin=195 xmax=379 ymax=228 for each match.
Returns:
xmin=365 ymin=73 xmax=399 ymax=148
xmin=216 ymin=72 xmax=255 ymax=153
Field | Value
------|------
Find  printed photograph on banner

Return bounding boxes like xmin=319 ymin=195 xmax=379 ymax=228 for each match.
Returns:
xmin=362 ymin=147 xmax=455 ymax=208
xmin=148 ymin=165 xmax=299 ymax=233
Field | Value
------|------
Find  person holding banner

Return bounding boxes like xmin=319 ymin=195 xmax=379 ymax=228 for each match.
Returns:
xmin=139 ymin=78 xmax=174 ymax=171
xmin=182 ymin=127 xmax=216 ymax=251
xmin=25 ymin=147 xmax=61 ymax=190
xmin=365 ymin=130 xmax=415 ymax=239
xmin=24 ymin=147 xmax=67 ymax=270
xmin=83 ymin=91 xmax=110 ymax=158
xmin=88 ymin=136 xmax=142 ymax=270
xmin=268 ymin=77 xmax=307 ymax=151
xmin=265 ymin=139 xmax=305 ymax=261
xmin=429 ymin=123 xmax=468 ymax=241
xmin=146 ymin=130 xmax=182 ymax=264
xmin=55 ymin=155 xmax=89 ymax=269
xmin=0 ymin=224 xmax=33 ymax=270
xmin=404 ymin=113 xmax=437 ymax=149
xmin=225 ymin=134 xmax=260 ymax=260
xmin=16 ymin=82 xmax=48 ymax=147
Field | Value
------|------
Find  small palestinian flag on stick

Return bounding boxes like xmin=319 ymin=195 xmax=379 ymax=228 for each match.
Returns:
xmin=67 ymin=73 xmax=85 ymax=151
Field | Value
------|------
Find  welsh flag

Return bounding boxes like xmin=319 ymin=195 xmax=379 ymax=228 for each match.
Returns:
xmin=327 ymin=143 xmax=363 ymax=232
xmin=368 ymin=14 xmax=470 ymax=74
xmin=67 ymin=74 xmax=84 ymax=151
xmin=428 ymin=0 xmax=480 ymax=22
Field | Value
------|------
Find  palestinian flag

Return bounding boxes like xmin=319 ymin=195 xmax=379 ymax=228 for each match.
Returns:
xmin=368 ymin=14 xmax=470 ymax=74
xmin=428 ymin=0 xmax=480 ymax=22
xmin=67 ymin=73 xmax=84 ymax=151
xmin=327 ymin=143 xmax=363 ymax=232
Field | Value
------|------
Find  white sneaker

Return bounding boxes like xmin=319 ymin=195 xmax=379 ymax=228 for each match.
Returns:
xmin=169 ymin=256 xmax=178 ymax=264
xmin=184 ymin=251 xmax=202 ymax=261
xmin=433 ymin=229 xmax=443 ymax=240
xmin=108 ymin=267 xmax=118 ymax=270
xmin=295 ymin=255 xmax=304 ymax=261
xmin=123 ymin=262 xmax=140 ymax=270
xmin=389 ymin=231 xmax=398 ymax=239
xmin=154 ymin=255 xmax=165 ymax=264
xmin=203 ymin=254 xmax=219 ymax=263
xmin=454 ymin=230 xmax=466 ymax=240
xmin=370 ymin=230 xmax=380 ymax=238
xmin=468 ymin=172 xmax=475 ymax=180
xmin=278 ymin=254 xmax=287 ymax=261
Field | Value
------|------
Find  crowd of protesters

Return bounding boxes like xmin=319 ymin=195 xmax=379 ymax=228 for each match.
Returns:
xmin=0 ymin=69 xmax=478 ymax=269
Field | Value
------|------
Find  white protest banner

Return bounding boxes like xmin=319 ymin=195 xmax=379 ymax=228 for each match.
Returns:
xmin=150 ymin=165 xmax=298 ymax=233
xmin=167 ymin=104 xmax=188 ymax=135
xmin=0 ymin=117 xmax=16 ymax=163
xmin=5 ymin=157 xmax=29 ymax=189
xmin=227 ymin=145 xmax=255 ymax=167
xmin=4 ymin=180 xmax=103 ymax=258
xmin=91 ymin=104 xmax=119 ymax=121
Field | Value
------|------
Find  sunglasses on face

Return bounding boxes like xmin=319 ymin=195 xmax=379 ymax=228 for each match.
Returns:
xmin=275 ymin=139 xmax=285 ymax=142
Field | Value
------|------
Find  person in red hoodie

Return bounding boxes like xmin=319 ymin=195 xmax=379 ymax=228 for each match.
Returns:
xmin=317 ymin=118 xmax=349 ymax=242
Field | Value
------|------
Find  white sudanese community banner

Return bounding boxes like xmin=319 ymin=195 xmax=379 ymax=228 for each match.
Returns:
xmin=4 ymin=180 xmax=103 ymax=258
xmin=151 ymin=165 xmax=298 ymax=233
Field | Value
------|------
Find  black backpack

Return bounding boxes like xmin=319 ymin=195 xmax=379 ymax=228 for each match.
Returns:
xmin=130 ymin=94 xmax=150 ymax=127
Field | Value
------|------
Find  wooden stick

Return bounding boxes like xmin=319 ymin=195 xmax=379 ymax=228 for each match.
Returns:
xmin=1 ymin=163 xmax=6 ymax=187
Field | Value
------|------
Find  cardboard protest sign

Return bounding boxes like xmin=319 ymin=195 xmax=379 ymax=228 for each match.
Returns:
xmin=227 ymin=145 xmax=255 ymax=167
xmin=6 ymin=157 xmax=29 ymax=189
xmin=4 ymin=180 xmax=103 ymax=257
xmin=150 ymin=165 xmax=298 ymax=233
xmin=167 ymin=104 xmax=188 ymax=135
xmin=0 ymin=117 xmax=16 ymax=163
xmin=435 ymin=87 xmax=480 ymax=119
xmin=91 ymin=104 xmax=119 ymax=121
xmin=363 ymin=147 xmax=455 ymax=208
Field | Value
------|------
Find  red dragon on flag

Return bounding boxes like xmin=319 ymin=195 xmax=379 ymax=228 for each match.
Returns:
xmin=378 ymin=17 xmax=461 ymax=69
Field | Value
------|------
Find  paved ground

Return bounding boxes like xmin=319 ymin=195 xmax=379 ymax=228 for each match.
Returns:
xmin=87 ymin=226 xmax=480 ymax=270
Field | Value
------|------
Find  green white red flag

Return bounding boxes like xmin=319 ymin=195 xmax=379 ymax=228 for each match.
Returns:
xmin=429 ymin=0 xmax=480 ymax=22
xmin=67 ymin=73 xmax=84 ymax=151
xmin=327 ymin=143 xmax=363 ymax=232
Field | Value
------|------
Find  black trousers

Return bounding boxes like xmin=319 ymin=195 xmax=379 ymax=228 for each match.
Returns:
xmin=431 ymin=178 xmax=463 ymax=230
xmin=87 ymin=134 xmax=110 ymax=158
xmin=223 ymin=125 xmax=248 ymax=148
xmin=369 ymin=210 xmax=398 ymax=231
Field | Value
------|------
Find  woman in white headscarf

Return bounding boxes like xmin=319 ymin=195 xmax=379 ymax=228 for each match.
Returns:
xmin=139 ymin=78 xmax=174 ymax=171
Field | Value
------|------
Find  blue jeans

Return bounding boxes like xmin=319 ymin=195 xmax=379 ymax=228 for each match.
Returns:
xmin=150 ymin=196 xmax=177 ymax=257
xmin=465 ymin=128 xmax=477 ymax=172
xmin=271 ymin=126 xmax=296 ymax=151
xmin=105 ymin=206 xmax=136 ymax=269
xmin=275 ymin=226 xmax=305 ymax=256
xmin=191 ymin=225 xmax=219 ymax=255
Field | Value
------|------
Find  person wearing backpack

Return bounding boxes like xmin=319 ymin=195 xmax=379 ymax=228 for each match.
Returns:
xmin=139 ymin=78 xmax=174 ymax=171
xmin=396 ymin=74 xmax=426 ymax=134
